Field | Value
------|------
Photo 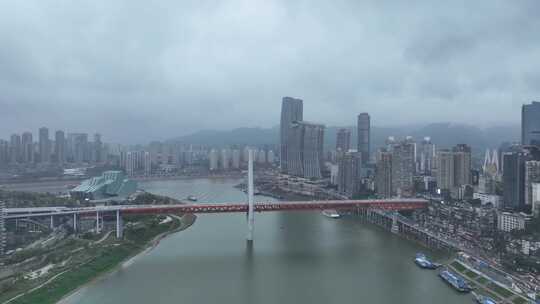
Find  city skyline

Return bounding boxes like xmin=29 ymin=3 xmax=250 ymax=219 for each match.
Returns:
xmin=1 ymin=1 xmax=540 ymax=142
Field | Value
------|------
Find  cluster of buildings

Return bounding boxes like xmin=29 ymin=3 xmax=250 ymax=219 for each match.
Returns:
xmin=0 ymin=128 xmax=105 ymax=167
xmin=208 ymin=147 xmax=275 ymax=171
xmin=280 ymin=97 xmax=325 ymax=179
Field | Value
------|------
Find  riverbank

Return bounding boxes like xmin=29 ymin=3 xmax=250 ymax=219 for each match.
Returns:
xmin=1 ymin=214 xmax=196 ymax=304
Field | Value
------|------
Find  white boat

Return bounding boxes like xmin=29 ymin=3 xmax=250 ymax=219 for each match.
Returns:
xmin=187 ymin=195 xmax=198 ymax=202
xmin=322 ymin=209 xmax=340 ymax=218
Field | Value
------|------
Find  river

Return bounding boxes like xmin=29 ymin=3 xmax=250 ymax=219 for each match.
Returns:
xmin=61 ymin=178 xmax=472 ymax=304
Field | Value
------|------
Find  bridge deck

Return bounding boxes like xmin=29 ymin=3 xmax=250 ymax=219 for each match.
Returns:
xmin=4 ymin=199 xmax=427 ymax=219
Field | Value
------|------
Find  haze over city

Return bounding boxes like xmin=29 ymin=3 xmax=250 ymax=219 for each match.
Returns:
xmin=2 ymin=1 xmax=540 ymax=142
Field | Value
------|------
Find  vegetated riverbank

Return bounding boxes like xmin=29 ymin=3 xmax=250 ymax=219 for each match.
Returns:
xmin=1 ymin=214 xmax=196 ymax=304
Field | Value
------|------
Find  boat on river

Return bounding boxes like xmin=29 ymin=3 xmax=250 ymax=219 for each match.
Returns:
xmin=322 ymin=209 xmax=340 ymax=218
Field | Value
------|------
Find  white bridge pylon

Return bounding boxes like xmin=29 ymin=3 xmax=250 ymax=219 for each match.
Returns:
xmin=247 ymin=149 xmax=255 ymax=241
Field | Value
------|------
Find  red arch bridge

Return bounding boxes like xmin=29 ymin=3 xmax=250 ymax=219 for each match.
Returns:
xmin=5 ymin=199 xmax=428 ymax=239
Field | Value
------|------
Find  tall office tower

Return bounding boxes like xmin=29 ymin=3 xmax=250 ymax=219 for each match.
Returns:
xmin=231 ymin=149 xmax=241 ymax=169
xmin=144 ymin=152 xmax=151 ymax=176
xmin=0 ymin=201 xmax=5 ymax=256
xmin=503 ymin=152 xmax=526 ymax=209
xmin=338 ymin=152 xmax=362 ymax=198
xmin=94 ymin=133 xmax=103 ymax=163
xmin=418 ymin=137 xmax=435 ymax=175
xmin=288 ymin=121 xmax=325 ymax=179
xmin=522 ymin=101 xmax=540 ymax=146
xmin=436 ymin=150 xmax=455 ymax=191
xmin=39 ymin=127 xmax=50 ymax=163
xmin=55 ymin=130 xmax=66 ymax=164
xmin=0 ymin=140 xmax=8 ymax=166
xmin=525 ymin=161 xmax=540 ymax=206
xmin=391 ymin=140 xmax=415 ymax=196
xmin=357 ymin=113 xmax=370 ymax=164
xmin=21 ymin=132 xmax=33 ymax=164
xmin=10 ymin=134 xmax=21 ymax=163
xmin=453 ymin=144 xmax=472 ymax=186
xmin=336 ymin=128 xmax=351 ymax=153
xmin=376 ymin=149 xmax=393 ymax=198
xmin=280 ymin=97 xmax=303 ymax=173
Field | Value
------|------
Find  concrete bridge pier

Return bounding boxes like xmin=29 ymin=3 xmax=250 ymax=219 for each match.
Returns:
xmin=116 ymin=210 xmax=123 ymax=239
xmin=391 ymin=212 xmax=399 ymax=234
xmin=50 ymin=215 xmax=54 ymax=229
xmin=247 ymin=149 xmax=254 ymax=242
xmin=95 ymin=211 xmax=100 ymax=234
xmin=73 ymin=213 xmax=77 ymax=232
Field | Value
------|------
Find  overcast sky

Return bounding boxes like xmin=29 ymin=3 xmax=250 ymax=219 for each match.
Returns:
xmin=1 ymin=1 xmax=539 ymax=143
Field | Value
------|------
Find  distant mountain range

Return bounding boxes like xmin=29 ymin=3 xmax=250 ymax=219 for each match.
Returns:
xmin=171 ymin=123 xmax=520 ymax=155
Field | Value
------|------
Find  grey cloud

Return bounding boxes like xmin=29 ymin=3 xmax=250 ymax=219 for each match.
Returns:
xmin=0 ymin=0 xmax=539 ymax=143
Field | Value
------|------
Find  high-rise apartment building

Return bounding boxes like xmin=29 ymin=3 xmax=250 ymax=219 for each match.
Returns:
xmin=231 ymin=149 xmax=241 ymax=169
xmin=0 ymin=140 xmax=8 ymax=166
xmin=0 ymin=201 xmax=5 ymax=256
xmin=391 ymin=139 xmax=415 ymax=196
xmin=21 ymin=132 xmax=33 ymax=164
xmin=357 ymin=113 xmax=370 ymax=164
xmin=287 ymin=121 xmax=325 ymax=179
xmin=94 ymin=133 xmax=103 ymax=163
xmin=280 ymin=97 xmax=303 ymax=173
xmin=336 ymin=128 xmax=351 ymax=153
xmin=55 ymin=130 xmax=66 ymax=164
xmin=68 ymin=133 xmax=89 ymax=163
xmin=436 ymin=150 xmax=455 ymax=191
xmin=503 ymin=152 xmax=526 ymax=209
xmin=39 ymin=127 xmax=50 ymax=163
xmin=525 ymin=161 xmax=540 ymax=206
xmin=418 ymin=137 xmax=435 ymax=175
xmin=10 ymin=134 xmax=21 ymax=163
xmin=209 ymin=149 xmax=219 ymax=171
xmin=376 ymin=149 xmax=393 ymax=198
xmin=522 ymin=101 xmax=540 ymax=146
xmin=337 ymin=152 xmax=362 ymax=198
xmin=144 ymin=151 xmax=151 ymax=176
xmin=453 ymin=144 xmax=472 ymax=187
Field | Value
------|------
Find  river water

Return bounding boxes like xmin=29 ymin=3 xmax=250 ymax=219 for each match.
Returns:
xmin=62 ymin=178 xmax=471 ymax=304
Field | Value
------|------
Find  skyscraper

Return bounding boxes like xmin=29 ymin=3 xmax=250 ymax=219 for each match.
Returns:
xmin=376 ymin=149 xmax=393 ymax=198
xmin=144 ymin=151 xmax=151 ymax=176
xmin=418 ymin=137 xmax=435 ymax=175
xmin=503 ymin=152 xmax=526 ymax=209
xmin=288 ymin=121 xmax=325 ymax=179
xmin=336 ymin=128 xmax=351 ymax=153
xmin=10 ymin=134 xmax=21 ymax=163
xmin=209 ymin=149 xmax=219 ymax=171
xmin=337 ymin=151 xmax=362 ymax=198
xmin=436 ymin=150 xmax=455 ymax=191
xmin=0 ymin=201 xmax=5 ymax=256
xmin=525 ymin=161 xmax=540 ymax=206
xmin=21 ymin=132 xmax=33 ymax=164
xmin=280 ymin=97 xmax=303 ymax=173
xmin=391 ymin=139 xmax=415 ymax=196
xmin=522 ymin=101 xmax=540 ymax=146
xmin=55 ymin=130 xmax=66 ymax=164
xmin=0 ymin=140 xmax=8 ymax=166
xmin=39 ymin=127 xmax=50 ymax=163
xmin=357 ymin=113 xmax=370 ymax=164
xmin=68 ymin=133 xmax=89 ymax=163
xmin=453 ymin=144 xmax=472 ymax=187
xmin=94 ymin=133 xmax=103 ymax=163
